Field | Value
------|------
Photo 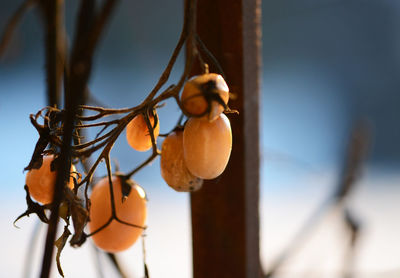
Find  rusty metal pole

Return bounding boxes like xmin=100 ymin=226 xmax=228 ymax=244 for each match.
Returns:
xmin=190 ymin=0 xmax=261 ymax=277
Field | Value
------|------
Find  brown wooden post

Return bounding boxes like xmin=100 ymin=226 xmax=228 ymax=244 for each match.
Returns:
xmin=190 ymin=0 xmax=261 ymax=277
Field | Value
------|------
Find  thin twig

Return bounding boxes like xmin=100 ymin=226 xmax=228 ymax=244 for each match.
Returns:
xmin=142 ymin=0 xmax=193 ymax=103
xmin=195 ymin=34 xmax=225 ymax=79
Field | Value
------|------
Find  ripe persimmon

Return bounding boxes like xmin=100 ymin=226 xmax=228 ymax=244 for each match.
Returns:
xmin=25 ymin=155 xmax=77 ymax=204
xmin=160 ymin=130 xmax=203 ymax=192
xmin=183 ymin=113 xmax=232 ymax=179
xmin=88 ymin=176 xmax=147 ymax=253
xmin=126 ymin=111 xmax=160 ymax=152
xmin=181 ymin=73 xmax=229 ymax=121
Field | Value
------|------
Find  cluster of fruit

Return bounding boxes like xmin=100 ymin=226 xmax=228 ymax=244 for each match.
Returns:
xmin=161 ymin=73 xmax=232 ymax=192
xmin=24 ymin=73 xmax=233 ymax=253
xmin=25 ymin=155 xmax=147 ymax=253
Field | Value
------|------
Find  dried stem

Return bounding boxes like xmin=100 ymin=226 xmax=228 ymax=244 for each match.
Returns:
xmin=143 ymin=0 xmax=194 ymax=103
xmin=195 ymin=34 xmax=225 ymax=78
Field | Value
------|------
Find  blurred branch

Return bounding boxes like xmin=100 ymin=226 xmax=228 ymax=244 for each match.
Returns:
xmin=334 ymin=122 xmax=370 ymax=201
xmin=342 ymin=208 xmax=360 ymax=278
xmin=107 ymin=253 xmax=129 ymax=278
xmin=39 ymin=0 xmax=65 ymax=107
xmin=39 ymin=0 xmax=120 ymax=277
xmin=39 ymin=0 xmax=70 ymax=275
xmin=0 ymin=0 xmax=37 ymax=59
xmin=21 ymin=1 xmax=63 ymax=276
xmin=264 ymin=121 xmax=370 ymax=278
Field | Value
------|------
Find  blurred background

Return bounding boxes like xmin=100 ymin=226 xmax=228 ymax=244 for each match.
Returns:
xmin=0 ymin=0 xmax=399 ymax=277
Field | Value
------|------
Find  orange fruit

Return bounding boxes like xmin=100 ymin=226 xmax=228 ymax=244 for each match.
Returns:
xmin=181 ymin=73 xmax=229 ymax=121
xmin=161 ymin=131 xmax=203 ymax=192
xmin=183 ymin=114 xmax=232 ymax=179
xmin=89 ymin=176 xmax=147 ymax=253
xmin=25 ymin=155 xmax=77 ymax=204
xmin=126 ymin=112 xmax=160 ymax=152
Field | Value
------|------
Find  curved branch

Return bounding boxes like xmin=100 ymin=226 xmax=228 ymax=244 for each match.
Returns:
xmin=0 ymin=0 xmax=37 ymax=58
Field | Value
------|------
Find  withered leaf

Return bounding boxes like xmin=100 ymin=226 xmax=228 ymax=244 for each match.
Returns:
xmin=47 ymin=109 xmax=64 ymax=130
xmin=24 ymin=113 xmax=54 ymax=171
xmin=70 ymin=231 xmax=87 ymax=247
xmin=120 ymin=176 xmax=133 ymax=202
xmin=58 ymin=202 xmax=70 ymax=224
xmin=50 ymin=156 xmax=60 ymax=172
xmin=14 ymin=185 xmax=49 ymax=226
xmin=24 ymin=108 xmax=64 ymax=172
xmin=55 ymin=226 xmax=71 ymax=277
xmin=24 ymin=116 xmax=51 ymax=171
xmin=24 ymin=140 xmax=46 ymax=171
xmin=64 ymin=188 xmax=89 ymax=246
